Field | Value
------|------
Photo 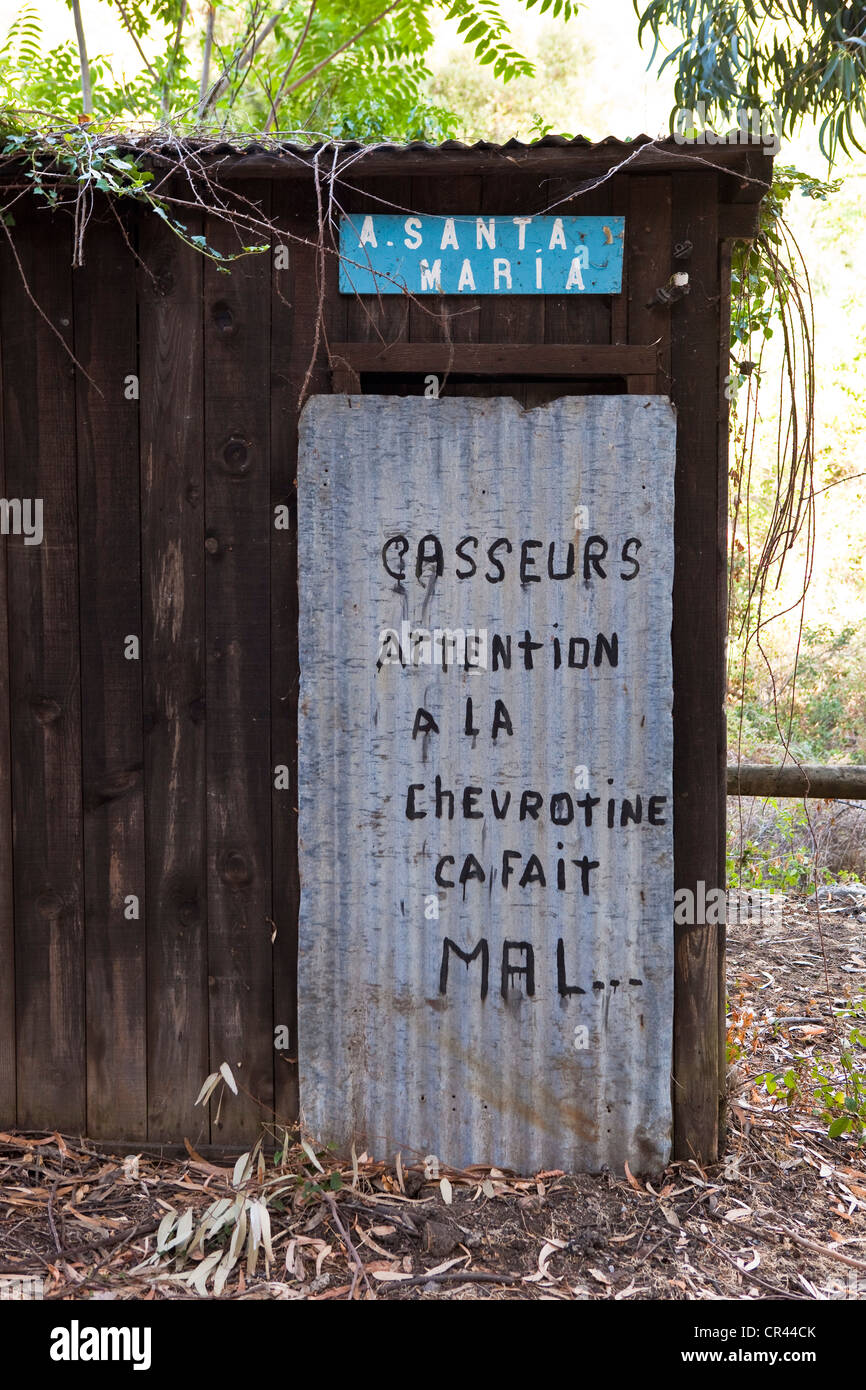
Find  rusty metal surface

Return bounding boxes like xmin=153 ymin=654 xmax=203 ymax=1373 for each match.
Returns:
xmin=297 ymin=395 xmax=676 ymax=1173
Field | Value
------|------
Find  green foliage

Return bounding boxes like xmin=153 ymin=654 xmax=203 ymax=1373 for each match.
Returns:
xmin=428 ymin=20 xmax=591 ymax=143
xmin=730 ymin=164 xmax=841 ymax=355
xmin=446 ymin=0 xmax=545 ymax=82
xmin=635 ymin=0 xmax=866 ymax=160
xmin=0 ymin=0 xmax=574 ymax=265
xmin=1 ymin=125 xmax=267 ymax=265
xmin=0 ymin=5 xmax=141 ymax=118
xmin=726 ymin=796 xmax=833 ymax=892
xmin=0 ymin=0 xmax=567 ymax=139
xmin=795 ymin=623 xmax=864 ymax=755
xmin=727 ymin=616 xmax=866 ymax=766
xmin=759 ymin=1000 xmax=866 ymax=1142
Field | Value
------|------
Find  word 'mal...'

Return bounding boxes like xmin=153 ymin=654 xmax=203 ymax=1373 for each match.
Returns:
xmin=338 ymin=214 xmax=625 ymax=295
xmin=297 ymin=394 xmax=675 ymax=1173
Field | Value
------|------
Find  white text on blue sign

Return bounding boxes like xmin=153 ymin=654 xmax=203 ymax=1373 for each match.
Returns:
xmin=339 ymin=214 xmax=625 ymax=295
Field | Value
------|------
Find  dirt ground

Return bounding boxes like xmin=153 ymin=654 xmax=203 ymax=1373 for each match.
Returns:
xmin=1 ymin=887 xmax=865 ymax=1301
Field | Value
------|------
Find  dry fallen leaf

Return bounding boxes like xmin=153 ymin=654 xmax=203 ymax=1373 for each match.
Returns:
xmin=425 ymin=1256 xmax=467 ymax=1277
xmin=736 ymin=1250 xmax=761 ymax=1272
xmin=660 ymin=1204 xmax=681 ymax=1231
xmin=723 ymin=1206 xmax=753 ymax=1223
xmin=624 ymin=1161 xmax=643 ymax=1192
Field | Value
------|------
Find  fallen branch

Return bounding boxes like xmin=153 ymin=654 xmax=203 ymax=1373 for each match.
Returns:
xmin=763 ymin=1225 xmax=866 ymax=1273
xmin=325 ymin=1195 xmax=373 ymax=1299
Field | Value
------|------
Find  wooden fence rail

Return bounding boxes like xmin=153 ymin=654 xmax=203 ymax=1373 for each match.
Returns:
xmin=727 ymin=765 xmax=866 ymax=799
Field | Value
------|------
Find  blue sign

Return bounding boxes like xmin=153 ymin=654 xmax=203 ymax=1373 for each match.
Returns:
xmin=339 ymin=214 xmax=625 ymax=295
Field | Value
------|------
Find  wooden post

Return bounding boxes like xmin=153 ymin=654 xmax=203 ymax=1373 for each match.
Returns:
xmin=670 ymin=173 xmax=723 ymax=1164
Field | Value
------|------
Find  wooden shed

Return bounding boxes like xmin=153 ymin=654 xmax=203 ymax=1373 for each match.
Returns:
xmin=0 ymin=135 xmax=773 ymax=1160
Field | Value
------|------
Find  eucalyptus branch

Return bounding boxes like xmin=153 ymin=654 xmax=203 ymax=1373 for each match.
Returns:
xmin=266 ymin=0 xmax=318 ymax=132
xmin=70 ymin=0 xmax=92 ymax=113
xmin=276 ymin=0 xmax=410 ymax=102
xmin=112 ymin=0 xmax=161 ymax=84
xmin=224 ymin=1 xmax=279 ymax=115
xmin=198 ymin=3 xmax=216 ymax=119
xmin=162 ymin=0 xmax=189 ymax=119
xmin=200 ymin=0 xmax=293 ymax=115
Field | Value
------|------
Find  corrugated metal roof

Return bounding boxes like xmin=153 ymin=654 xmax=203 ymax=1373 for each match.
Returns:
xmin=194 ymin=132 xmax=620 ymax=157
xmin=132 ymin=130 xmax=771 ymax=161
xmin=148 ymin=133 xmax=773 ymax=196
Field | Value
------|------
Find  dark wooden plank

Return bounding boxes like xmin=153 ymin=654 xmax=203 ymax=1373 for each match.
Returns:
xmin=544 ymin=178 xmax=611 ymax=348
xmin=271 ymin=185 xmax=332 ymax=1126
xmin=1 ymin=206 xmax=85 ymax=1130
xmin=0 ymin=251 xmax=14 ymax=1128
xmin=204 ymin=186 xmax=274 ymax=1144
xmin=343 ymin=177 xmax=413 ymax=348
xmin=609 ymin=176 xmax=629 ymax=346
xmin=669 ymin=172 xmax=722 ymax=1164
xmin=323 ymin=176 xmax=349 ymax=385
xmin=478 ymin=175 xmax=546 ymax=405
xmin=627 ymin=175 xmax=672 ymax=393
xmin=139 ymin=212 xmax=209 ymax=1143
xmin=330 ymin=342 xmax=657 ymax=376
xmin=409 ymin=175 xmax=482 ymax=352
xmin=74 ymin=210 xmax=147 ymax=1138
xmin=331 ymin=366 xmax=359 ymax=392
xmin=718 ymin=203 xmax=761 ymax=240
xmin=717 ymin=237 xmax=733 ymax=1150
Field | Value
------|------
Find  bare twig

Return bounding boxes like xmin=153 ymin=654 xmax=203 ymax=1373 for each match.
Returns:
xmin=325 ymin=1194 xmax=374 ymax=1298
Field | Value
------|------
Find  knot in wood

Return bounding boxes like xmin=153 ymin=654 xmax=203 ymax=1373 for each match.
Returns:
xmin=221 ymin=435 xmax=251 ymax=476
xmin=36 ymin=888 xmax=69 ymax=920
xmin=211 ymin=300 xmax=235 ymax=335
xmin=218 ymin=850 xmax=251 ymax=888
xmin=32 ymin=696 xmax=62 ymax=725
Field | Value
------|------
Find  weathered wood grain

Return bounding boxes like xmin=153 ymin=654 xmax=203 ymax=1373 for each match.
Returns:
xmin=74 ymin=210 xmax=147 ymax=1138
xmin=670 ymin=173 xmax=722 ymax=1163
xmin=0 ymin=241 xmax=14 ymax=1128
xmin=2 ymin=207 xmax=85 ymax=1129
xmin=139 ymin=211 xmax=209 ymax=1143
xmin=409 ymin=175 xmax=482 ymax=349
xmin=270 ymin=183 xmax=325 ymax=1125
xmin=204 ymin=184 xmax=274 ymax=1144
xmin=544 ymin=178 xmax=611 ymax=350
xmin=627 ymin=175 xmax=672 ymax=393
xmin=329 ymin=343 xmax=658 ymax=376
